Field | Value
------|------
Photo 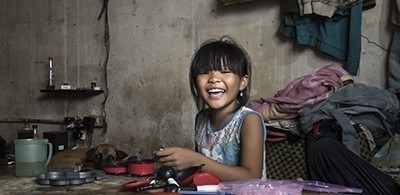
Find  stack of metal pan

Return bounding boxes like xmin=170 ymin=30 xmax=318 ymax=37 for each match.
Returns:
xmin=36 ymin=171 xmax=97 ymax=186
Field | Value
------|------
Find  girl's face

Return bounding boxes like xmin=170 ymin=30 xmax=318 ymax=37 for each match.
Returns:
xmin=196 ymin=66 xmax=248 ymax=111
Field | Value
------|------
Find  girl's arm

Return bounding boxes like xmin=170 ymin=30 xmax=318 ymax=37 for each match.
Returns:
xmin=154 ymin=113 xmax=265 ymax=181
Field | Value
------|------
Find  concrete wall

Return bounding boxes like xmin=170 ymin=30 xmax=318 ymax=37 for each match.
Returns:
xmin=0 ymin=0 xmax=394 ymax=158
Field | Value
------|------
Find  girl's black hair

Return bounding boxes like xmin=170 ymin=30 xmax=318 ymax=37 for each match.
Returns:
xmin=189 ymin=36 xmax=252 ymax=110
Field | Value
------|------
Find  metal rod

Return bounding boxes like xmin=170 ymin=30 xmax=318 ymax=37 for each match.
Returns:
xmin=0 ymin=118 xmax=64 ymax=124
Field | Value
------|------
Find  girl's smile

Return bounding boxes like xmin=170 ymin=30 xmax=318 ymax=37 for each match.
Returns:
xmin=207 ymin=88 xmax=226 ymax=99
xmin=197 ymin=70 xmax=245 ymax=110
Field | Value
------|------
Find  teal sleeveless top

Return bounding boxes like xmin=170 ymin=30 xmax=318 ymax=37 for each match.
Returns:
xmin=194 ymin=106 xmax=267 ymax=179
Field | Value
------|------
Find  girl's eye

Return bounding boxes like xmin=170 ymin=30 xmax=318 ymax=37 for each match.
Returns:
xmin=221 ymin=70 xmax=232 ymax=74
xmin=199 ymin=71 xmax=209 ymax=75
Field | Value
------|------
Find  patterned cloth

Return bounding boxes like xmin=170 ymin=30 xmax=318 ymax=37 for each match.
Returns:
xmin=371 ymin=134 xmax=400 ymax=185
xmin=266 ymin=138 xmax=308 ymax=180
xmin=195 ymin=106 xmax=267 ymax=179
xmin=249 ymin=64 xmax=353 ymax=121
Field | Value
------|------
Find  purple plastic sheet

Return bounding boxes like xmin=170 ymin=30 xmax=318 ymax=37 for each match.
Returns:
xmin=219 ymin=179 xmax=362 ymax=194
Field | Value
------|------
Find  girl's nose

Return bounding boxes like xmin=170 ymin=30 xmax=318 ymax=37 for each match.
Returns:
xmin=208 ymin=71 xmax=221 ymax=83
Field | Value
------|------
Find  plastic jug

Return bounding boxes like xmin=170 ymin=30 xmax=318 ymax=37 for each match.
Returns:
xmin=14 ymin=138 xmax=52 ymax=177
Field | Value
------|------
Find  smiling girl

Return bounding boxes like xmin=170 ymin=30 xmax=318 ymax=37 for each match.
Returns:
xmin=155 ymin=36 xmax=266 ymax=181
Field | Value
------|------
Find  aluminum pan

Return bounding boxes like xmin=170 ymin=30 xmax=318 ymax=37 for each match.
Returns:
xmin=36 ymin=171 xmax=96 ymax=186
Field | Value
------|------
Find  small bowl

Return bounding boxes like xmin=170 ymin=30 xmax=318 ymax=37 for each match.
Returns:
xmin=102 ymin=162 xmax=127 ymax=175
xmin=127 ymin=159 xmax=154 ymax=176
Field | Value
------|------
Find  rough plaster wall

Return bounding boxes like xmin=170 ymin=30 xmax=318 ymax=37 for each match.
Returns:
xmin=0 ymin=0 xmax=394 ymax=158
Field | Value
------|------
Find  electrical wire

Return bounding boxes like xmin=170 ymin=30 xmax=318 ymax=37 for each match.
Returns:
xmin=96 ymin=0 xmax=110 ymax=146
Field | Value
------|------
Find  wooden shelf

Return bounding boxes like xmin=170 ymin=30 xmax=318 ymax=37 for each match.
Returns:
xmin=40 ymin=89 xmax=104 ymax=95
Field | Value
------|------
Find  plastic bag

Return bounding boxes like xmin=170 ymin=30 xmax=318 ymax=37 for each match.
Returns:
xmin=218 ymin=179 xmax=362 ymax=194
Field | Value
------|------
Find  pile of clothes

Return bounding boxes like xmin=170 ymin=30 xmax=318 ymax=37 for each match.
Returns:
xmin=249 ymin=64 xmax=400 ymax=156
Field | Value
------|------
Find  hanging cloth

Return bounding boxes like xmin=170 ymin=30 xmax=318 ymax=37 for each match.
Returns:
xmin=279 ymin=2 xmax=362 ymax=75
xmin=388 ymin=0 xmax=400 ymax=89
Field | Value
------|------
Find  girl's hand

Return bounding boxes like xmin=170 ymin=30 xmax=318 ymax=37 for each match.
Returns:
xmin=153 ymin=147 xmax=201 ymax=171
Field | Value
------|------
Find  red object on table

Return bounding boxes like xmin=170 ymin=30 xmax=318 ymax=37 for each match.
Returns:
xmin=127 ymin=159 xmax=155 ymax=176
xmin=103 ymin=163 xmax=127 ymax=175
xmin=121 ymin=179 xmax=153 ymax=189
xmin=193 ymin=172 xmax=221 ymax=186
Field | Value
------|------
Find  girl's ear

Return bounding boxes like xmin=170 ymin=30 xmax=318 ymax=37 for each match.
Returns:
xmin=239 ymin=75 xmax=249 ymax=91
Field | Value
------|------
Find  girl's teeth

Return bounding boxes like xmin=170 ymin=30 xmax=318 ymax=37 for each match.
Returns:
xmin=209 ymin=89 xmax=224 ymax=93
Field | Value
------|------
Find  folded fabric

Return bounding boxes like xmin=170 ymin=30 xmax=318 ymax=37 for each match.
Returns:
xmin=299 ymin=83 xmax=399 ymax=155
xmin=266 ymin=126 xmax=302 ymax=143
xmin=249 ymin=64 xmax=353 ymax=121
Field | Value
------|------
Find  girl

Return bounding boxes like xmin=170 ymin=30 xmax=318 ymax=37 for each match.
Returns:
xmin=155 ymin=36 xmax=266 ymax=181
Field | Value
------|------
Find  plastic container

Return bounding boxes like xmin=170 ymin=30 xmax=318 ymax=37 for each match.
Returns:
xmin=127 ymin=158 xmax=155 ymax=176
xmin=219 ymin=179 xmax=303 ymax=195
xmin=219 ymin=179 xmax=363 ymax=194
xmin=14 ymin=138 xmax=52 ymax=177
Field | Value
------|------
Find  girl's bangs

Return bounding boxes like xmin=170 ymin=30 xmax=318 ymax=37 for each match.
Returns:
xmin=193 ymin=52 xmax=241 ymax=76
